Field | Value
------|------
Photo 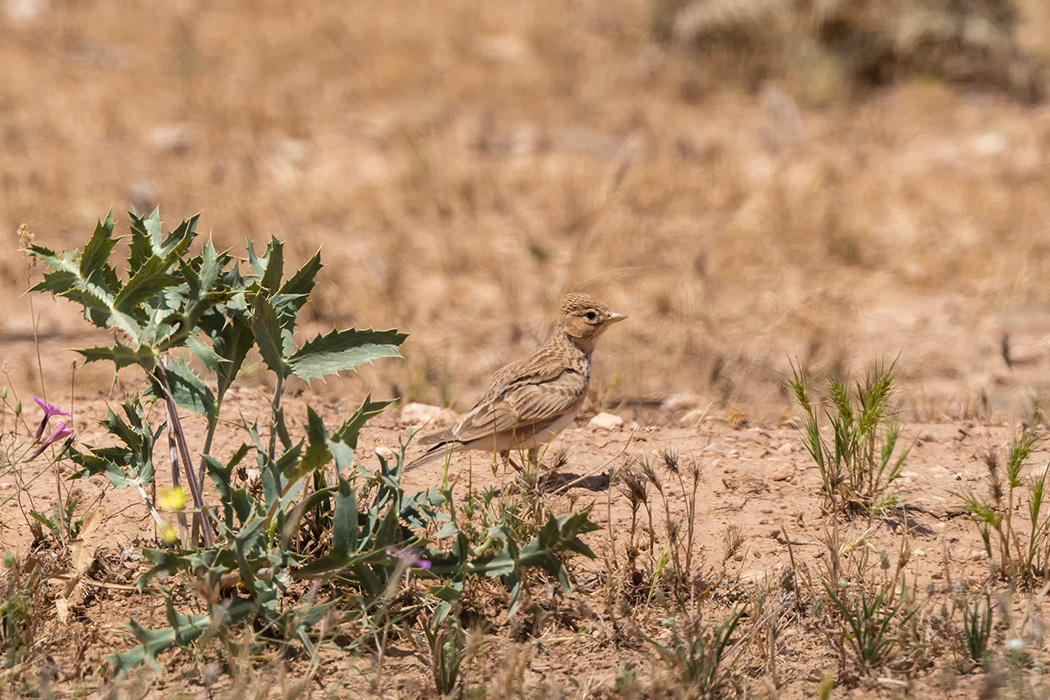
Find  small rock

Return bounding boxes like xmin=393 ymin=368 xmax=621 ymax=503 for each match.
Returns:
xmin=148 ymin=124 xmax=192 ymax=154
xmin=662 ymin=393 xmax=701 ymax=412
xmin=399 ymin=403 xmax=447 ymax=428
xmin=120 ymin=548 xmax=142 ymax=562
xmin=4 ymin=0 xmax=49 ymax=24
xmin=128 ymin=180 xmax=158 ymax=213
xmin=477 ymin=34 xmax=534 ymax=64
xmin=953 ymin=472 xmax=963 ymax=480
xmin=777 ymin=442 xmax=795 ymax=454
xmin=589 ymin=412 xmax=623 ymax=430
xmin=739 ymin=569 xmax=768 ymax=585
xmin=771 ymin=465 xmax=793 ymax=482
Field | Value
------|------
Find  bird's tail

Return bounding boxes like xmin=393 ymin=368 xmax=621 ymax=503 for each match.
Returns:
xmin=404 ymin=442 xmax=461 ymax=471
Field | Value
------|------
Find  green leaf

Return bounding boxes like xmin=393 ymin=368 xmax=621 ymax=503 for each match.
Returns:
xmin=86 ymin=400 xmax=162 ymax=487
xmin=247 ymin=237 xmax=285 ymax=294
xmin=106 ymin=623 xmax=176 ymax=675
xmin=288 ymin=328 xmax=405 ymax=380
xmin=275 ymin=250 xmax=322 ymax=318
xmin=152 ymin=356 xmax=217 ymax=423
xmin=129 ymin=210 xmax=198 ymax=268
xmin=78 ymin=341 xmax=156 ymax=370
xmin=186 ymin=334 xmax=224 ymax=373
xmin=252 ymin=294 xmax=288 ymax=377
xmin=80 ymin=213 xmax=119 ymax=282
xmin=295 ymin=406 xmax=334 ymax=478
xmin=113 ymin=255 xmax=179 ymax=316
xmin=197 ymin=239 xmax=225 ymax=294
xmin=200 ymin=311 xmax=254 ymax=402
xmin=325 ymin=396 xmax=391 ymax=470
xmin=69 ymin=451 xmax=140 ymax=488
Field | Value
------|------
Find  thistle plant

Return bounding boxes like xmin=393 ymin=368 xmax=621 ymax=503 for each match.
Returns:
xmin=28 ymin=211 xmax=601 ymax=673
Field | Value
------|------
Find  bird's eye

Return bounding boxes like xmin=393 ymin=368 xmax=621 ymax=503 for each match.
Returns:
xmin=584 ymin=310 xmax=598 ymax=322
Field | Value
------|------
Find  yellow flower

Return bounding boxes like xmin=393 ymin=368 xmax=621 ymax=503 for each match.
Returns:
xmin=161 ymin=525 xmax=179 ymax=544
xmin=159 ymin=486 xmax=186 ymax=511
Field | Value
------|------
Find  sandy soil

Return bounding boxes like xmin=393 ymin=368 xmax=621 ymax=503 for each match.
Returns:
xmin=0 ymin=385 xmax=1043 ymax=699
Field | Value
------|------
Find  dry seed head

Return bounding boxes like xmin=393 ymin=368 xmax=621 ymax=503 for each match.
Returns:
xmin=721 ymin=524 xmax=745 ymax=562
xmin=659 ymin=446 xmax=681 ymax=473
xmin=682 ymin=612 xmax=704 ymax=641
xmin=547 ymin=448 xmax=569 ymax=471
xmin=639 ymin=455 xmax=661 ymax=488
xmin=687 ymin=459 xmax=702 ymax=484
xmin=618 ymin=468 xmax=648 ymax=507
xmin=984 ymin=450 xmax=999 ymax=477
xmin=665 ymin=517 xmax=683 ymax=545
xmin=17 ymin=223 xmax=33 ymax=251
xmin=465 ymin=621 xmax=488 ymax=661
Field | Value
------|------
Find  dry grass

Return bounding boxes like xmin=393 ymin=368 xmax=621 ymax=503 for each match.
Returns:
xmin=3 ymin=0 xmax=1050 ymax=425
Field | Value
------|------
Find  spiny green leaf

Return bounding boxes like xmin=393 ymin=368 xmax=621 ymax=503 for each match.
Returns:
xmin=151 ymin=357 xmax=217 ymax=423
xmin=247 ymin=237 xmax=285 ymax=294
xmin=106 ymin=623 xmax=175 ymax=675
xmin=80 ymin=212 xmax=119 ymax=282
xmin=197 ymin=239 xmax=225 ymax=293
xmin=129 ymin=210 xmax=198 ymax=268
xmin=78 ymin=341 xmax=157 ymax=370
xmin=113 ymin=256 xmax=179 ymax=316
xmin=333 ymin=396 xmax=392 ymax=452
xmin=276 ymin=250 xmax=322 ymax=318
xmin=252 ymin=294 xmax=288 ymax=377
xmin=295 ymin=406 xmax=333 ymax=478
xmin=186 ymin=334 xmax=224 ymax=373
xmin=208 ymin=316 xmax=254 ymax=401
xmin=288 ymin=328 xmax=406 ymax=380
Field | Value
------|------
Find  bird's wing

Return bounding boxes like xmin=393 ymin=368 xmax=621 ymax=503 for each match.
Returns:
xmin=450 ymin=367 xmax=587 ymax=443
xmin=417 ymin=344 xmax=586 ymax=446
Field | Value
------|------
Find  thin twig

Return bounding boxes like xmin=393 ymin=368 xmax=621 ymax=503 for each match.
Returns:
xmin=549 ymin=426 xmax=637 ymax=496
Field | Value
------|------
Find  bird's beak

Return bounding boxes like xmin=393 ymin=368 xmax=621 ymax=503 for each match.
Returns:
xmin=607 ymin=312 xmax=627 ymax=323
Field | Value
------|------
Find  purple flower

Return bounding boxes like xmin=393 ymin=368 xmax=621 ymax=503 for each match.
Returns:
xmin=386 ymin=545 xmax=431 ymax=570
xmin=33 ymin=397 xmax=70 ymax=441
xmin=30 ymin=421 xmax=73 ymax=458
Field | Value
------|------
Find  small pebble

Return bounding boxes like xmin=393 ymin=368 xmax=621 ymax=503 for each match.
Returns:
xmin=589 ymin=412 xmax=623 ymax=430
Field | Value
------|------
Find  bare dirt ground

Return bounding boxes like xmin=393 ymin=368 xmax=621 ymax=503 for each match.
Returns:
xmin=1 ymin=390 xmax=1043 ymax=699
xmin=4 ymin=0 xmax=1050 ymax=697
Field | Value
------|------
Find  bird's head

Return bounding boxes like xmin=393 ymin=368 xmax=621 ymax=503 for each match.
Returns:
xmin=558 ymin=293 xmax=626 ymax=349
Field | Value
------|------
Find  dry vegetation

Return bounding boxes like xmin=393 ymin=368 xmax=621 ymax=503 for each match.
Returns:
xmin=3 ymin=0 xmax=1050 ymax=698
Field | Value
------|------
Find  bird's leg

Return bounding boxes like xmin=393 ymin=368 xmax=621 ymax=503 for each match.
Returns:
xmin=500 ymin=450 xmax=524 ymax=473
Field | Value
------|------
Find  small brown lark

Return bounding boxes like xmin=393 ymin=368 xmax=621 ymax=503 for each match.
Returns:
xmin=407 ymin=293 xmax=626 ymax=471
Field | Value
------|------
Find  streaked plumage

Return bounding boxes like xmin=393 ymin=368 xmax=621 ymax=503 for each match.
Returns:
xmin=407 ymin=293 xmax=626 ymax=471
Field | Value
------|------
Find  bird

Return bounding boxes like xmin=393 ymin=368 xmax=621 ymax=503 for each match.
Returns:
xmin=406 ymin=293 xmax=626 ymax=472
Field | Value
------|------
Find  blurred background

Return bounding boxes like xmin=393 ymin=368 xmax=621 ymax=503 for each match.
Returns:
xmin=2 ymin=0 xmax=1050 ymax=425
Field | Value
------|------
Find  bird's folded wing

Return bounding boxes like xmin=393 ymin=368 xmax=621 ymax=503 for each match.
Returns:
xmin=451 ymin=369 xmax=586 ymax=443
